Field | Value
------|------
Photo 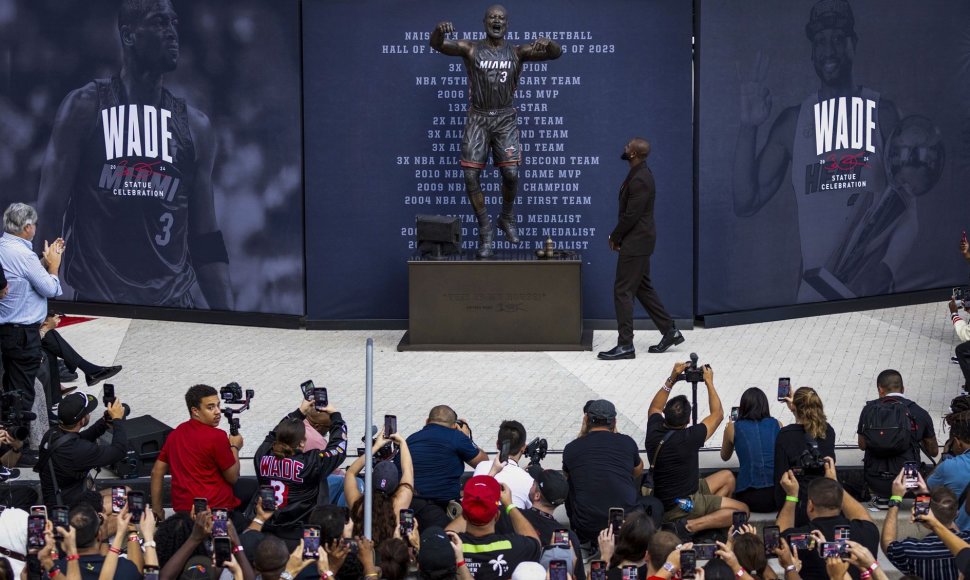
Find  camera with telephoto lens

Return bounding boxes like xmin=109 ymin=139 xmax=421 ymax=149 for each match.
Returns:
xmin=220 ymin=382 xmax=254 ymax=436
xmin=0 ymin=392 xmax=36 ymax=441
xmin=525 ymin=437 xmax=548 ymax=467
xmin=676 ymin=353 xmax=706 ymax=384
xmin=792 ymin=439 xmax=826 ymax=477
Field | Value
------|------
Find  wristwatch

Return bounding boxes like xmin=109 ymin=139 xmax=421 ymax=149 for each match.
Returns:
xmin=887 ymin=498 xmax=902 ymax=508
xmin=281 ymin=573 xmax=294 ymax=580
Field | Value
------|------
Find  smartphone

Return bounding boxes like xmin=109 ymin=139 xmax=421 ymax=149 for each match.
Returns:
xmin=788 ymin=533 xmax=815 ymax=550
xmin=608 ymin=507 xmax=625 ymax=533
xmin=213 ymin=537 xmax=232 ymax=567
xmin=903 ymin=462 xmax=920 ymax=489
xmin=730 ymin=406 xmax=739 ymax=422
xmin=29 ymin=505 xmax=47 ymax=518
xmin=499 ymin=439 xmax=511 ymax=463
xmin=193 ymin=497 xmax=208 ymax=515
xmin=103 ymin=383 xmax=116 ymax=407
xmin=915 ymin=494 xmax=931 ymax=517
xmin=549 ymin=560 xmax=568 ymax=580
xmin=27 ymin=514 xmax=46 ymax=549
xmin=143 ymin=566 xmax=160 ymax=580
xmin=621 ymin=565 xmax=638 ymax=580
xmin=399 ymin=508 xmax=415 ymax=537
xmin=732 ymin=511 xmax=748 ymax=533
xmin=300 ymin=380 xmax=315 ymax=401
xmin=127 ymin=491 xmax=145 ymax=521
xmin=590 ymin=561 xmax=607 ymax=580
xmin=384 ymin=414 xmax=397 ymax=437
xmin=342 ymin=538 xmax=359 ymax=555
xmin=680 ymin=549 xmax=696 ymax=579
xmin=303 ymin=526 xmax=322 ymax=560
xmin=694 ymin=544 xmax=717 ymax=561
xmin=212 ymin=508 xmax=229 ymax=538
xmin=833 ymin=525 xmax=850 ymax=541
xmin=552 ymin=529 xmax=570 ymax=548
xmin=312 ymin=387 xmax=328 ymax=411
xmin=777 ymin=377 xmax=791 ymax=401
xmin=259 ymin=486 xmax=277 ymax=511
xmin=111 ymin=486 xmax=126 ymax=513
xmin=50 ymin=505 xmax=69 ymax=534
xmin=820 ymin=542 xmax=849 ymax=559
xmin=763 ymin=525 xmax=780 ymax=557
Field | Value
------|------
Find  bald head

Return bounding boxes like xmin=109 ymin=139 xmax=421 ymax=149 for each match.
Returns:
xmin=485 ymin=4 xmax=508 ymax=18
xmin=630 ymin=138 xmax=651 ymax=158
xmin=428 ymin=405 xmax=458 ymax=425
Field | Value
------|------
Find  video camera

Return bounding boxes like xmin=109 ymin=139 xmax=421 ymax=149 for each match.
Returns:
xmin=0 ymin=392 xmax=36 ymax=441
xmin=792 ymin=439 xmax=826 ymax=477
xmin=524 ymin=437 xmax=547 ymax=467
xmin=220 ymin=382 xmax=254 ymax=436
xmin=677 ymin=353 xmax=706 ymax=384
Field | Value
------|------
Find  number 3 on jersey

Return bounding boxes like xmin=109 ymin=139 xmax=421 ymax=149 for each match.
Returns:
xmin=155 ymin=212 xmax=174 ymax=246
xmin=270 ymin=480 xmax=289 ymax=508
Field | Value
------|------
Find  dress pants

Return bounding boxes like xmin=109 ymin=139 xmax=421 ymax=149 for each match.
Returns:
xmin=613 ymin=253 xmax=673 ymax=345
xmin=956 ymin=341 xmax=970 ymax=387
xmin=0 ymin=324 xmax=42 ymax=412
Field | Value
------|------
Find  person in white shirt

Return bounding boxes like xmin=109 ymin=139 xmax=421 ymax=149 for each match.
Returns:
xmin=473 ymin=420 xmax=535 ymax=509
xmin=950 ymin=299 xmax=970 ymax=391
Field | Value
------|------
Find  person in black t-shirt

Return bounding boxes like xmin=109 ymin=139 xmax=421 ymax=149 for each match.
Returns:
xmin=644 ymin=362 xmax=748 ymax=539
xmin=777 ymin=460 xmax=879 ymax=580
xmin=446 ymin=475 xmax=541 ymax=580
xmin=856 ymin=369 xmax=938 ymax=500
xmin=562 ymin=400 xmax=662 ymax=544
xmin=521 ymin=469 xmax=585 ymax=580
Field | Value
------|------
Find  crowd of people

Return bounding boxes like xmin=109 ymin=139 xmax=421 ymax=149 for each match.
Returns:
xmin=2 ymin=355 xmax=970 ymax=580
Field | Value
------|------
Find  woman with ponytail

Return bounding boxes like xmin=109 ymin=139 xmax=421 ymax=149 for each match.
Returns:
xmin=773 ymin=386 xmax=836 ymax=526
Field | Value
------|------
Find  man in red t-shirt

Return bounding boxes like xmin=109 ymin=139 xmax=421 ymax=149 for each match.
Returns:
xmin=150 ymin=384 xmax=244 ymax=518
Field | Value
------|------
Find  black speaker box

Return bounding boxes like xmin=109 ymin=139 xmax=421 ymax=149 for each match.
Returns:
xmin=105 ymin=414 xmax=173 ymax=478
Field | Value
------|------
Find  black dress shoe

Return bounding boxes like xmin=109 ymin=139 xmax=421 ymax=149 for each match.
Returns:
xmin=86 ymin=365 xmax=122 ymax=386
xmin=16 ymin=450 xmax=38 ymax=468
xmin=648 ymin=328 xmax=685 ymax=353
xmin=597 ymin=344 xmax=636 ymax=360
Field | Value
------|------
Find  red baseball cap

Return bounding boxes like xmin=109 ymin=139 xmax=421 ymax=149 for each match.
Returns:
xmin=462 ymin=475 xmax=501 ymax=525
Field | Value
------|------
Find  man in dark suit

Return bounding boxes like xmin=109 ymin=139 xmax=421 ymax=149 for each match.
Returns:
xmin=598 ymin=138 xmax=683 ymax=360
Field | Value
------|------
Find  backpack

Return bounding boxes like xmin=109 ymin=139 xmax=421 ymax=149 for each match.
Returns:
xmin=859 ymin=397 xmax=916 ymax=459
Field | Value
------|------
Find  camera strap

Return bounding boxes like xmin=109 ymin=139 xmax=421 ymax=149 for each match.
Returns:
xmin=36 ymin=431 xmax=78 ymax=506
xmin=650 ymin=430 xmax=676 ymax=468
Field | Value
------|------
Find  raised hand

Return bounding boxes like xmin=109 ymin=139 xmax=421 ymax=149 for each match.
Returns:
xmin=436 ymin=22 xmax=455 ymax=35
xmin=738 ymin=50 xmax=772 ymax=127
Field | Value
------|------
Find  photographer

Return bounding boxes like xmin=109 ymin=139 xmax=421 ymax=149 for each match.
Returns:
xmin=882 ymin=470 xmax=970 ymax=579
xmin=254 ymin=396 xmax=347 ymax=539
xmin=928 ymin=396 xmax=970 ymax=530
xmin=472 ymin=420 xmax=534 ymax=509
xmin=151 ymin=384 xmax=244 ymax=521
xmin=774 ymin=386 xmax=836 ymax=526
xmin=949 ymin=299 xmax=970 ymax=391
xmin=36 ymin=392 xmax=127 ymax=507
xmin=645 ymin=361 xmax=746 ymax=541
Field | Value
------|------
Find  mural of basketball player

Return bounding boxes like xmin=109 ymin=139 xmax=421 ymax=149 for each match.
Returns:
xmin=431 ymin=5 xmax=562 ymax=259
xmin=36 ymin=0 xmax=233 ymax=309
xmin=731 ymin=0 xmax=908 ymax=301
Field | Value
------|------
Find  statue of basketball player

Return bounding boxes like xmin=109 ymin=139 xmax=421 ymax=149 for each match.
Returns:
xmin=431 ymin=5 xmax=562 ymax=259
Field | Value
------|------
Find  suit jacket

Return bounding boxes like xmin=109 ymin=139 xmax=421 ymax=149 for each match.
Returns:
xmin=610 ymin=162 xmax=656 ymax=256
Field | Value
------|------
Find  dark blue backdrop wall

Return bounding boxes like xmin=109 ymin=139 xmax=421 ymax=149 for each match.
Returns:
xmin=303 ymin=0 xmax=694 ymax=322
xmin=697 ymin=0 xmax=970 ymax=315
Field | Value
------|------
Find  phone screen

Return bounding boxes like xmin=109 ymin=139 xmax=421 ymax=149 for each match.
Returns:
xmin=833 ymin=525 xmax=850 ymax=541
xmin=127 ymin=491 xmax=145 ymax=521
xmin=143 ymin=566 xmax=160 ymax=580
xmin=103 ymin=383 xmax=116 ymax=405
xmin=27 ymin=515 xmax=46 ymax=549
xmin=301 ymin=380 xmax=315 ymax=400
xmin=621 ymin=565 xmax=638 ymax=580
xmin=694 ymin=544 xmax=716 ymax=561
xmin=400 ymin=509 xmax=414 ymax=536
xmin=313 ymin=387 xmax=328 ymax=411
xmin=213 ymin=537 xmax=232 ymax=567
xmin=29 ymin=505 xmax=47 ymax=518
xmin=915 ymin=495 xmax=931 ymax=516
xmin=193 ymin=498 xmax=208 ymax=514
xmin=552 ymin=529 xmax=570 ymax=548
xmin=904 ymin=462 xmax=919 ymax=489
xmin=303 ymin=526 xmax=321 ymax=559
xmin=788 ymin=533 xmax=814 ymax=550
xmin=111 ymin=486 xmax=126 ymax=513
xmin=499 ymin=439 xmax=510 ymax=463
xmin=731 ymin=406 xmax=739 ymax=421
xmin=259 ymin=486 xmax=277 ymax=511
xmin=590 ymin=561 xmax=607 ymax=580
xmin=51 ymin=506 xmax=69 ymax=530
xmin=549 ymin=560 xmax=568 ymax=580
xmin=732 ymin=511 xmax=748 ymax=532
xmin=777 ymin=378 xmax=791 ymax=401
xmin=680 ymin=550 xmax=696 ymax=579
xmin=212 ymin=508 xmax=229 ymax=538
xmin=764 ymin=526 xmax=780 ymax=557
xmin=609 ymin=508 xmax=624 ymax=533
xmin=384 ymin=414 xmax=397 ymax=437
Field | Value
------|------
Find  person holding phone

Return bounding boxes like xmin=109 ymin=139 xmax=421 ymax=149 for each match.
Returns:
xmin=37 ymin=392 xmax=128 ymax=508
xmin=948 ymin=297 xmax=970 ymax=392
xmin=774 ymin=386 xmax=837 ymax=525
xmin=472 ymin=420 xmax=534 ymax=510
xmin=881 ymin=471 xmax=970 ymax=579
xmin=720 ymin=388 xmax=783 ymax=513
xmin=50 ymin=502 xmax=140 ymax=579
xmin=343 ymin=429 xmax=414 ymax=544
xmin=253 ymin=395 xmax=348 ymax=542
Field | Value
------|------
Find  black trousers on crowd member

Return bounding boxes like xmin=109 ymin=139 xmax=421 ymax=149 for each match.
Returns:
xmin=42 ymin=329 xmax=100 ymax=377
xmin=956 ymin=342 xmax=970 ymax=388
xmin=613 ymin=254 xmax=673 ymax=346
xmin=0 ymin=323 xmax=42 ymax=412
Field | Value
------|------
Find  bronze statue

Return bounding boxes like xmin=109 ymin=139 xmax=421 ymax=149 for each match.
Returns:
xmin=431 ymin=5 xmax=562 ymax=258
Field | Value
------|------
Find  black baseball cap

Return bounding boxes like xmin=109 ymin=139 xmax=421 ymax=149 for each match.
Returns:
xmin=534 ymin=469 xmax=568 ymax=506
xmin=56 ymin=393 xmax=98 ymax=425
xmin=417 ymin=527 xmax=457 ymax=575
xmin=584 ymin=399 xmax=617 ymax=423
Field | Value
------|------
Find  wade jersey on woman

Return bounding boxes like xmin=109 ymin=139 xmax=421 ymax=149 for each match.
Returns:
xmin=460 ymin=41 xmax=523 ymax=168
xmin=62 ymin=77 xmax=197 ymax=307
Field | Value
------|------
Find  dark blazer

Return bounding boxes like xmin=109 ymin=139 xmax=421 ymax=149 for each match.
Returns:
xmin=610 ymin=162 xmax=656 ymax=256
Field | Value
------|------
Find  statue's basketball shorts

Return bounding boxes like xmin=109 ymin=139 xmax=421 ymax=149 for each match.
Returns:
xmin=460 ymin=108 xmax=521 ymax=169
